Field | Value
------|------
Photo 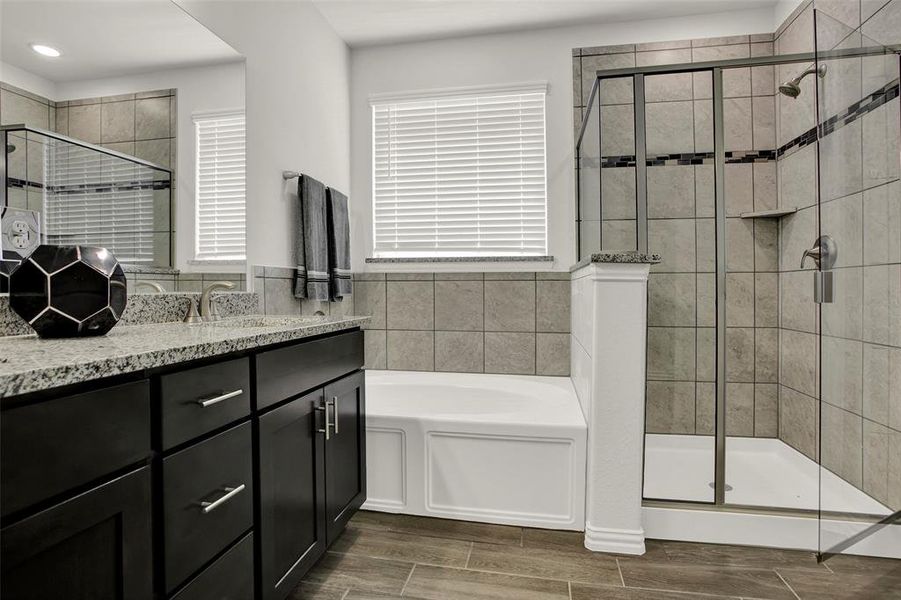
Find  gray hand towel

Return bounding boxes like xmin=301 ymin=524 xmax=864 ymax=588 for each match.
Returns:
xmin=326 ymin=187 xmax=352 ymax=301
xmin=295 ymin=175 xmax=330 ymax=301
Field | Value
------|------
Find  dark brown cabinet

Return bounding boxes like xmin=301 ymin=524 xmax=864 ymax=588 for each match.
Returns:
xmin=1 ymin=467 xmax=153 ymax=600
xmin=258 ymin=389 xmax=328 ymax=600
xmin=1 ymin=328 xmax=365 ymax=600
xmin=324 ymin=370 xmax=367 ymax=544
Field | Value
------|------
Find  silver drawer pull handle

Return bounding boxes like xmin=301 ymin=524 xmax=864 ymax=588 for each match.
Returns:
xmin=315 ymin=398 xmax=330 ymax=441
xmin=332 ymin=396 xmax=339 ymax=435
xmin=196 ymin=389 xmax=243 ymax=408
xmin=199 ymin=484 xmax=245 ymax=514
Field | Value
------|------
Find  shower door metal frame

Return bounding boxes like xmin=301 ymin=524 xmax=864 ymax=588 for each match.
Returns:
xmin=576 ymin=44 xmax=900 ymax=511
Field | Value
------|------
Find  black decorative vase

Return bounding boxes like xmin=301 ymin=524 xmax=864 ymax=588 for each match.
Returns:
xmin=9 ymin=245 xmax=127 ymax=338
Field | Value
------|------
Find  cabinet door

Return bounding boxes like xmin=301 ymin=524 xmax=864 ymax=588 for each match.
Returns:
xmin=1 ymin=467 xmax=152 ymax=600
xmin=324 ymin=370 xmax=366 ymax=544
xmin=258 ymin=389 xmax=327 ymax=600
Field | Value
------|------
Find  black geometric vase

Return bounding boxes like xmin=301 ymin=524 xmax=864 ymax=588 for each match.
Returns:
xmin=9 ymin=245 xmax=127 ymax=338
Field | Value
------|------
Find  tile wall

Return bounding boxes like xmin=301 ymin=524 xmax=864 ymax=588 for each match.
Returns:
xmin=352 ymin=272 xmax=571 ymax=376
xmin=252 ymin=265 xmax=356 ymax=318
xmin=574 ymin=34 xmax=780 ymax=437
xmin=775 ymin=0 xmax=901 ymax=510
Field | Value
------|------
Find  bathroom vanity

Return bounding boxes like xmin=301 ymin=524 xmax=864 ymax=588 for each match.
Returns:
xmin=0 ymin=316 xmax=368 ymax=600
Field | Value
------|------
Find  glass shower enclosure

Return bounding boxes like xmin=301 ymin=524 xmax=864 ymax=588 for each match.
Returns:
xmin=1 ymin=125 xmax=173 ymax=290
xmin=575 ymin=9 xmax=900 ymax=558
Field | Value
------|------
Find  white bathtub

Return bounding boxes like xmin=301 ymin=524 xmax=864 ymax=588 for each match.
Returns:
xmin=363 ymin=370 xmax=587 ymax=530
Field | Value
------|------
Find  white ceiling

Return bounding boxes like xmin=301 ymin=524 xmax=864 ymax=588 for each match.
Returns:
xmin=0 ymin=0 xmax=242 ymax=83
xmin=313 ymin=0 xmax=779 ymax=47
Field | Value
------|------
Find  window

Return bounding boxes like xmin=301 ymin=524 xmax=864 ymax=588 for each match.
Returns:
xmin=194 ymin=110 xmax=246 ymax=261
xmin=372 ymin=85 xmax=547 ymax=257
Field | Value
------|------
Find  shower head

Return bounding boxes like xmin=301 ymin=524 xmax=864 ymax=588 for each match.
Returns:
xmin=778 ymin=64 xmax=827 ymax=98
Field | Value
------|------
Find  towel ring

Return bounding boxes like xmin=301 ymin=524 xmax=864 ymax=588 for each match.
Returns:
xmin=282 ymin=170 xmax=300 ymax=180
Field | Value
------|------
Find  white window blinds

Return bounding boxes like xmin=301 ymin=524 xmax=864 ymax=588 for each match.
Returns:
xmin=194 ymin=111 xmax=246 ymax=261
xmin=372 ymin=86 xmax=547 ymax=257
xmin=44 ymin=141 xmax=162 ymax=264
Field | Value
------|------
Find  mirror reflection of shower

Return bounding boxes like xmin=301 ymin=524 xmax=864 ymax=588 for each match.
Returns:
xmin=778 ymin=64 xmax=827 ymax=98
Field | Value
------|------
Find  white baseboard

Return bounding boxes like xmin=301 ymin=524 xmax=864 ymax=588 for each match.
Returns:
xmin=584 ymin=522 xmax=646 ymax=555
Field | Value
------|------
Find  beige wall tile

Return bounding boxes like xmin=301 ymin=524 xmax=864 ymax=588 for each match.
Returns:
xmin=484 ymin=281 xmax=535 ymax=332
xmin=726 ymin=327 xmax=755 ymax=382
xmin=780 ymin=385 xmax=818 ymax=460
xmin=387 ymin=330 xmax=434 ymax=371
xmin=434 ymin=280 xmax=483 ymax=331
xmin=435 ymin=331 xmax=484 ymax=373
xmin=536 ymin=333 xmax=570 ymax=376
xmin=726 ymin=382 xmax=755 ymax=436
xmin=646 ymin=381 xmax=695 ymax=434
xmin=67 ymin=104 xmax=102 ymax=143
xmin=101 ymin=101 xmax=135 ymax=143
xmin=387 ymin=281 xmax=434 ymax=330
xmin=648 ymin=273 xmax=696 ymax=327
xmin=648 ymin=327 xmax=696 ymax=381
xmin=780 ymin=329 xmax=818 ymax=397
xmin=821 ymin=336 xmax=863 ymax=415
xmin=135 ymin=96 xmax=171 ymax=140
xmin=484 ymin=332 xmax=535 ymax=375
xmin=821 ymin=403 xmax=863 ymax=488
xmin=536 ymin=281 xmax=570 ymax=333
xmin=755 ymin=383 xmax=779 ymax=437
xmin=364 ymin=330 xmax=387 ymax=370
xmin=354 ymin=281 xmax=386 ymax=329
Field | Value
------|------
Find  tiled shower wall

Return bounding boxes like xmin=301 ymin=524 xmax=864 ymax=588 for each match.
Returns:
xmin=574 ymin=34 xmax=780 ymax=437
xmin=776 ymin=0 xmax=901 ymax=509
xmin=352 ymin=272 xmax=571 ymax=376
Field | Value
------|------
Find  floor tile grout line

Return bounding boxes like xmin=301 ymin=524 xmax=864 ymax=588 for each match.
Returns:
xmin=615 ymin=557 xmax=626 ymax=587
xmin=399 ymin=563 xmax=417 ymax=597
xmin=822 ymin=560 xmax=834 ymax=574
xmin=340 ymin=588 xmax=350 ymax=600
xmin=773 ymin=568 xmax=802 ymax=600
xmin=465 ymin=541 xmax=474 ymax=569
xmin=568 ymin=580 xmax=573 ymax=600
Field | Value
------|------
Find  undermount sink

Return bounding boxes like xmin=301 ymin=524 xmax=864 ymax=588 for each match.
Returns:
xmin=205 ymin=315 xmax=324 ymax=328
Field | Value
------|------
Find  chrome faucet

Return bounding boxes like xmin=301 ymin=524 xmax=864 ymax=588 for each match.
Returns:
xmin=136 ymin=281 xmax=166 ymax=293
xmin=200 ymin=281 xmax=235 ymax=321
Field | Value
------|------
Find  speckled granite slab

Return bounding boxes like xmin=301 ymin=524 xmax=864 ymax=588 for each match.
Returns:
xmin=0 ymin=292 xmax=260 ymax=336
xmin=0 ymin=315 xmax=370 ymax=398
xmin=570 ymin=252 xmax=662 ymax=271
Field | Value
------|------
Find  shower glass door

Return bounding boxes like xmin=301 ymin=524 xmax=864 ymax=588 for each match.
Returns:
xmin=814 ymin=7 xmax=901 ymax=558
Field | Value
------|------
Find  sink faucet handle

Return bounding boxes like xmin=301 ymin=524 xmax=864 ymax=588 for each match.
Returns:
xmin=200 ymin=281 xmax=236 ymax=321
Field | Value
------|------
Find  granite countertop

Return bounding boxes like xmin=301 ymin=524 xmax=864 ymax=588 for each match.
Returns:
xmin=0 ymin=315 xmax=370 ymax=398
xmin=570 ymin=252 xmax=662 ymax=271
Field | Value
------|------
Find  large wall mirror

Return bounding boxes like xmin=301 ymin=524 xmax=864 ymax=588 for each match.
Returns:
xmin=0 ymin=0 xmax=246 ymax=293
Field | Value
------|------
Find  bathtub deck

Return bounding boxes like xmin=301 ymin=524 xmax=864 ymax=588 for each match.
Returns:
xmin=295 ymin=511 xmax=901 ymax=599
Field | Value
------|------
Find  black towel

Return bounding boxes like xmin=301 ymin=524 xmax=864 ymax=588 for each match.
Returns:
xmin=326 ymin=187 xmax=352 ymax=301
xmin=294 ymin=175 xmax=330 ymax=301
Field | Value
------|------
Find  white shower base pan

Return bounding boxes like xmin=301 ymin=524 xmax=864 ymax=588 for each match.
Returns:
xmin=643 ymin=434 xmax=900 ymax=558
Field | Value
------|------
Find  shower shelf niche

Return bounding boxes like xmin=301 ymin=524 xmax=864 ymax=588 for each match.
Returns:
xmin=739 ymin=207 xmax=798 ymax=219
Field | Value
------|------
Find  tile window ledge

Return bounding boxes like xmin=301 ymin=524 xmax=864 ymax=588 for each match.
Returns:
xmin=188 ymin=259 xmax=247 ymax=266
xmin=365 ymin=256 xmax=554 ymax=264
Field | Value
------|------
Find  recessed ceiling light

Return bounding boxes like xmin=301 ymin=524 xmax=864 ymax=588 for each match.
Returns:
xmin=30 ymin=44 xmax=61 ymax=58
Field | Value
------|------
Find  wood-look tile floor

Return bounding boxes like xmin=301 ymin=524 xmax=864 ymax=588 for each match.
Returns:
xmin=294 ymin=511 xmax=901 ymax=600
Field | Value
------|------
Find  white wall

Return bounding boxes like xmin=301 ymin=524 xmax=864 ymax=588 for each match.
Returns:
xmin=176 ymin=0 xmax=351 ymax=278
xmin=55 ymin=62 xmax=246 ymax=273
xmin=350 ymin=7 xmax=775 ymax=272
xmin=0 ymin=61 xmax=57 ymax=100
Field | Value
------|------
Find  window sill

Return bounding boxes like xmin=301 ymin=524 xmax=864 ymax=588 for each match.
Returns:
xmin=365 ymin=256 xmax=554 ymax=264
xmin=188 ymin=259 xmax=247 ymax=266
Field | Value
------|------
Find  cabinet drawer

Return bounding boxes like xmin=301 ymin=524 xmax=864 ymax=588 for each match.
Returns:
xmin=160 ymin=357 xmax=251 ymax=449
xmin=171 ymin=533 xmax=253 ymax=600
xmin=163 ymin=423 xmax=253 ymax=593
xmin=1 ymin=380 xmax=151 ymax=518
xmin=256 ymin=330 xmax=363 ymax=410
